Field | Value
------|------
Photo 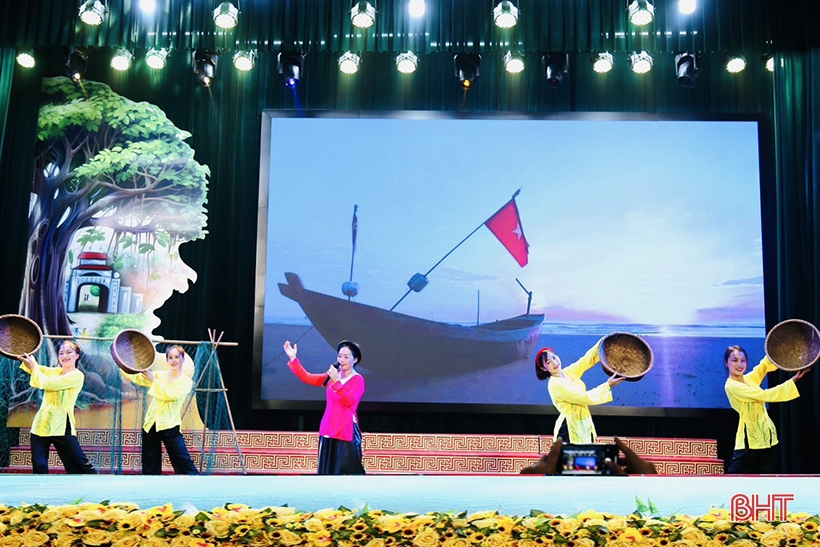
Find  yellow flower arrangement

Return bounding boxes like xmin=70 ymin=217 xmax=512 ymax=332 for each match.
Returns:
xmin=1 ymin=502 xmax=820 ymax=547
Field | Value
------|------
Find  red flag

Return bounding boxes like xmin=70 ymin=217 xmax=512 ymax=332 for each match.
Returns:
xmin=484 ymin=199 xmax=529 ymax=267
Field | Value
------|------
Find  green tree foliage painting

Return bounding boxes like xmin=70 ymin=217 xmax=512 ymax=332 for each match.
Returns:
xmin=20 ymin=77 xmax=209 ymax=337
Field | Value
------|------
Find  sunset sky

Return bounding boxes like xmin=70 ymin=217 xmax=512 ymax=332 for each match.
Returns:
xmin=263 ymin=115 xmax=764 ymax=331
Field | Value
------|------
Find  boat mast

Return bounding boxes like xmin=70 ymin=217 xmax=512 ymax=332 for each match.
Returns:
xmin=390 ymin=189 xmax=521 ymax=311
xmin=516 ymin=278 xmax=533 ymax=315
xmin=342 ymin=205 xmax=359 ymax=301
xmin=349 ymin=204 xmax=358 ymax=284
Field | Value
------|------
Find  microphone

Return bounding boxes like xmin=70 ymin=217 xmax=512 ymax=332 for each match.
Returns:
xmin=323 ymin=362 xmax=340 ymax=386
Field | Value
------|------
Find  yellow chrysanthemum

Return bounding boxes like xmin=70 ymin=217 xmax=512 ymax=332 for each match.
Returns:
xmin=482 ymin=531 xmax=511 ymax=547
xmin=556 ymin=518 xmax=581 ymax=535
xmin=112 ymin=534 xmax=142 ymax=547
xmin=375 ymin=515 xmax=404 ymax=534
xmin=52 ymin=533 xmax=75 ymax=547
xmin=413 ymin=515 xmax=436 ymax=528
xmin=760 ymin=530 xmax=787 ymax=547
xmin=303 ymin=517 xmax=328 ymax=533
xmin=203 ymin=519 xmax=231 ymax=538
xmin=572 ymin=536 xmax=596 ymax=547
xmin=146 ymin=505 xmax=176 ymax=520
xmin=619 ymin=526 xmax=645 ymax=541
xmin=577 ymin=510 xmax=608 ymax=522
xmin=607 ymin=517 xmax=630 ymax=532
xmin=82 ymin=529 xmax=112 ymax=546
xmin=680 ymin=527 xmax=709 ymax=543
xmin=778 ymin=523 xmax=805 ymax=539
xmin=0 ymin=537 xmax=24 ymax=547
xmin=111 ymin=532 xmax=141 ymax=547
xmin=468 ymin=532 xmax=487 ymax=544
xmin=117 ymin=511 xmax=147 ymax=532
xmin=278 ymin=529 xmax=304 ymax=546
xmin=19 ymin=530 xmax=49 ymax=547
xmin=304 ymin=531 xmax=334 ymax=547
xmin=169 ymin=537 xmax=194 ymax=547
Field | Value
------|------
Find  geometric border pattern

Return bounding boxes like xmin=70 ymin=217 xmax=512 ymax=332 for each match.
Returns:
xmin=5 ymin=429 xmax=724 ymax=475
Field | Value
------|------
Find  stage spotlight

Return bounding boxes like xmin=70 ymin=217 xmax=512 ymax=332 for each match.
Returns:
xmin=145 ymin=48 xmax=169 ymax=69
xmin=278 ymin=51 xmax=304 ymax=87
xmin=193 ymin=50 xmax=218 ymax=87
xmin=111 ymin=48 xmax=133 ymax=71
xmin=396 ymin=51 xmax=418 ymax=74
xmin=675 ymin=52 xmax=699 ymax=88
xmin=338 ymin=51 xmax=361 ymax=74
xmin=408 ymin=0 xmax=425 ymax=18
xmin=454 ymin=53 xmax=480 ymax=89
xmin=629 ymin=50 xmax=653 ymax=74
xmin=679 ymin=0 xmax=696 ymax=14
xmin=139 ymin=0 xmax=156 ymax=14
xmin=351 ymin=1 xmax=376 ymax=29
xmin=233 ymin=50 xmax=256 ymax=72
xmin=592 ymin=52 xmax=614 ymax=73
xmin=503 ymin=51 xmax=524 ymax=74
xmin=725 ymin=53 xmax=746 ymax=74
xmin=493 ymin=1 xmax=519 ymax=29
xmin=65 ymin=47 xmax=88 ymax=82
xmin=79 ymin=0 xmax=106 ymax=26
xmin=628 ymin=0 xmax=654 ymax=26
xmin=764 ymin=54 xmax=774 ymax=72
xmin=542 ymin=53 xmax=568 ymax=88
xmin=213 ymin=1 xmax=239 ymax=29
xmin=16 ymin=50 xmax=36 ymax=68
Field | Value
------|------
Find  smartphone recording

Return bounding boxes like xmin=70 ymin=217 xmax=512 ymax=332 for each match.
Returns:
xmin=560 ymin=443 xmax=619 ymax=475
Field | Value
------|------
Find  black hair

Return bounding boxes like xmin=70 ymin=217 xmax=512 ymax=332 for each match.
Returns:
xmin=724 ymin=345 xmax=748 ymax=365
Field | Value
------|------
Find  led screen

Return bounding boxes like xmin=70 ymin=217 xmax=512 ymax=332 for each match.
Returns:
xmin=254 ymin=112 xmax=766 ymax=412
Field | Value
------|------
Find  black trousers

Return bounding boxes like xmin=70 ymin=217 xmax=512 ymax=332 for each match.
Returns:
xmin=142 ymin=425 xmax=199 ymax=475
xmin=727 ymin=445 xmax=781 ymax=474
xmin=30 ymin=420 xmax=97 ymax=474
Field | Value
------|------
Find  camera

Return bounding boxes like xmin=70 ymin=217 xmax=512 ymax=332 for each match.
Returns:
xmin=560 ymin=443 xmax=619 ymax=475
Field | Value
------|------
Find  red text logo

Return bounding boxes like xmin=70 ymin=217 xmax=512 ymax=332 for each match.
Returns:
xmin=731 ymin=494 xmax=794 ymax=521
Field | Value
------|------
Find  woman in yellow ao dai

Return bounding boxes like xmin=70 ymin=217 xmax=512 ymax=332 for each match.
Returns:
xmin=19 ymin=340 xmax=97 ymax=474
xmin=535 ymin=342 xmax=624 ymax=444
xmin=123 ymin=344 xmax=198 ymax=475
xmin=723 ymin=345 xmax=806 ymax=474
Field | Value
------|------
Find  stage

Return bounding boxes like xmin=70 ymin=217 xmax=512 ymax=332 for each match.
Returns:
xmin=2 ymin=474 xmax=820 ymax=516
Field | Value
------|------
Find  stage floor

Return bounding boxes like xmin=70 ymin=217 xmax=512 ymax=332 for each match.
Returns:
xmin=2 ymin=474 xmax=820 ymax=516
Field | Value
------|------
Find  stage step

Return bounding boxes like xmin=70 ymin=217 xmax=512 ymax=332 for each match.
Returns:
xmin=1 ymin=429 xmax=724 ymax=475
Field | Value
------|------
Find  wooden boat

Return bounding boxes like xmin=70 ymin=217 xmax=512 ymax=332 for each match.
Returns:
xmin=278 ymin=272 xmax=544 ymax=372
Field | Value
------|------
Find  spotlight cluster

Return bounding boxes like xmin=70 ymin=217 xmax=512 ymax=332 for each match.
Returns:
xmin=13 ymin=0 xmax=768 ymax=92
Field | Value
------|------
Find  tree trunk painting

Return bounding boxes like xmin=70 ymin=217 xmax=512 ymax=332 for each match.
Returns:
xmin=20 ymin=77 xmax=209 ymax=338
